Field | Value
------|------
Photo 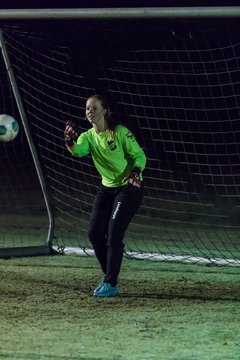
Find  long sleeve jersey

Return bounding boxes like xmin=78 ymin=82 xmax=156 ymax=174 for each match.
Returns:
xmin=66 ymin=124 xmax=147 ymax=187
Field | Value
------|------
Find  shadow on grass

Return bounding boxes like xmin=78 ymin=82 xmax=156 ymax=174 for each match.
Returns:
xmin=121 ymin=292 xmax=240 ymax=302
xmin=119 ymin=275 xmax=240 ymax=303
xmin=0 ymin=353 xmax=99 ymax=360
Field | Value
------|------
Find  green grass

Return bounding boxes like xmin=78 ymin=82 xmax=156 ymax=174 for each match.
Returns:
xmin=0 ymin=255 xmax=240 ymax=360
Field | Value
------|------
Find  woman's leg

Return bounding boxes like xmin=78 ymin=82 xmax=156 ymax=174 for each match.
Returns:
xmin=105 ymin=184 xmax=144 ymax=287
xmin=88 ymin=186 xmax=115 ymax=274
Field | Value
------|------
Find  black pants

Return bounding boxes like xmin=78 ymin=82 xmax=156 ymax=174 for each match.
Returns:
xmin=88 ymin=183 xmax=144 ymax=287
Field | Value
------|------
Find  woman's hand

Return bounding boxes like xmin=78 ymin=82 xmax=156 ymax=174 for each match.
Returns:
xmin=64 ymin=121 xmax=81 ymax=141
xmin=122 ymin=167 xmax=142 ymax=188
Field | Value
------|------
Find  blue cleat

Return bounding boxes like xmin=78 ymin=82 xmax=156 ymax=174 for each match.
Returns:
xmin=92 ymin=280 xmax=104 ymax=296
xmin=93 ymin=282 xmax=119 ymax=298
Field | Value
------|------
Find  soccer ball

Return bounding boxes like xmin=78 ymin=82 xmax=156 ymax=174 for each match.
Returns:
xmin=0 ymin=114 xmax=19 ymax=142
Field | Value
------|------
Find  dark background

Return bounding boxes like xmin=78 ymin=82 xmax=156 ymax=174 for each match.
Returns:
xmin=0 ymin=0 xmax=239 ymax=8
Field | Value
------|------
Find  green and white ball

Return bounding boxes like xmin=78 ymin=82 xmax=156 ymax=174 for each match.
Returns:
xmin=0 ymin=114 xmax=19 ymax=142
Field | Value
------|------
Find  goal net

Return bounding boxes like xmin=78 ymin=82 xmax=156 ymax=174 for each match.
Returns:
xmin=1 ymin=17 xmax=240 ymax=265
xmin=0 ymin=62 xmax=50 ymax=256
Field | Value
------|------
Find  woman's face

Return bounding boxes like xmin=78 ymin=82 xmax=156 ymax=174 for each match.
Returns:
xmin=85 ymin=98 xmax=106 ymax=127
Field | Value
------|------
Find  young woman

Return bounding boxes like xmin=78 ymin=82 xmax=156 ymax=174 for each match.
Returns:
xmin=64 ymin=95 xmax=147 ymax=297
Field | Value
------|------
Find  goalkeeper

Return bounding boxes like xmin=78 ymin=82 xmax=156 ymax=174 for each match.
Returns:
xmin=64 ymin=94 xmax=147 ymax=298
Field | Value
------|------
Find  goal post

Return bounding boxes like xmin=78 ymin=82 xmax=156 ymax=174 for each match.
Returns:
xmin=0 ymin=7 xmax=240 ymax=19
xmin=0 ymin=31 xmax=55 ymax=257
xmin=0 ymin=30 xmax=54 ymax=257
xmin=1 ymin=7 xmax=240 ymax=265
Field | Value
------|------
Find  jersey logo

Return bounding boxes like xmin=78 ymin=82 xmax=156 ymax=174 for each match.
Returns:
xmin=107 ymin=140 xmax=117 ymax=151
xmin=126 ymin=132 xmax=136 ymax=141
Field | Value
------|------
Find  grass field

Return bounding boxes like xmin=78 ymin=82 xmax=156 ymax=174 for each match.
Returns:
xmin=0 ymin=254 xmax=240 ymax=360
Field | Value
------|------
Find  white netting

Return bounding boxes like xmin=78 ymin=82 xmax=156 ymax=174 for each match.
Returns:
xmin=0 ymin=57 xmax=49 ymax=250
xmin=1 ymin=19 xmax=240 ymax=264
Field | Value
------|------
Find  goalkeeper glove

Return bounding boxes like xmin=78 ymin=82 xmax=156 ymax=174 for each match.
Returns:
xmin=122 ymin=167 xmax=142 ymax=188
xmin=64 ymin=121 xmax=81 ymax=146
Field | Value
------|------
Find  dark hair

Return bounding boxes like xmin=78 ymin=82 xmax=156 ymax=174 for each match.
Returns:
xmin=87 ymin=94 xmax=117 ymax=132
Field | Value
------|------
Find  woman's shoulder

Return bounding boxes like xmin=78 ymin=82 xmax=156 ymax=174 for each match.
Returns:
xmin=77 ymin=128 xmax=94 ymax=142
xmin=83 ymin=127 xmax=95 ymax=136
xmin=115 ymin=124 xmax=129 ymax=133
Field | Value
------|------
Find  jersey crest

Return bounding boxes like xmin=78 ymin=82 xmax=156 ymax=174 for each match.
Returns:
xmin=107 ymin=140 xmax=117 ymax=151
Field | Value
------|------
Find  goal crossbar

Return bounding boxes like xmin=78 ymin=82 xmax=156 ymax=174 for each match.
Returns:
xmin=0 ymin=7 xmax=240 ymax=20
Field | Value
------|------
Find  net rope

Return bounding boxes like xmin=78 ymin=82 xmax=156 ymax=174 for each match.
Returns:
xmin=0 ymin=58 xmax=49 ymax=249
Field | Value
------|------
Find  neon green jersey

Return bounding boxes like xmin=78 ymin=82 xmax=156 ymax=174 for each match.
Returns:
xmin=66 ymin=124 xmax=147 ymax=187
